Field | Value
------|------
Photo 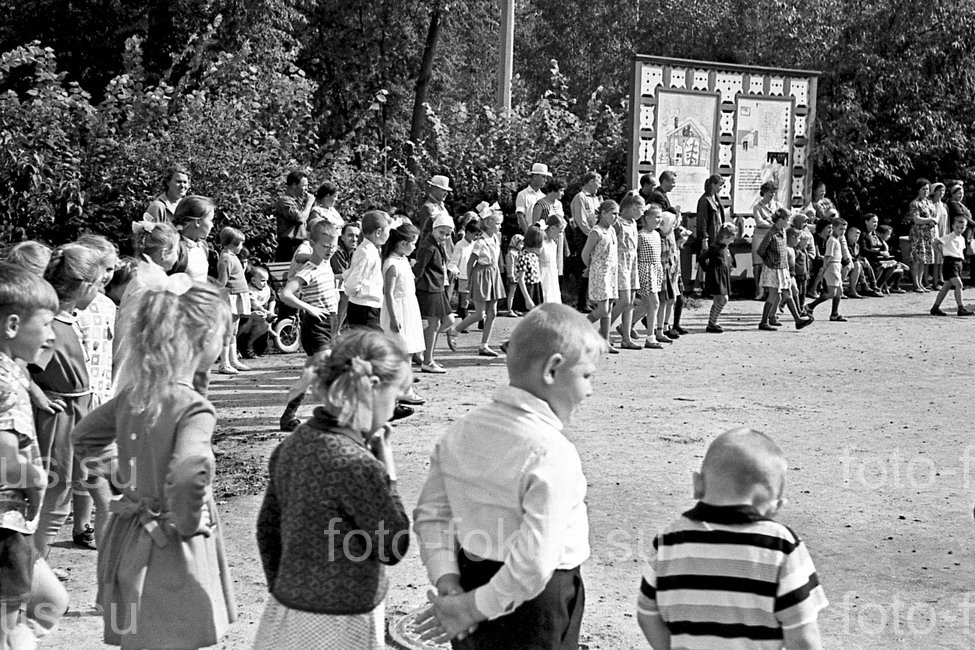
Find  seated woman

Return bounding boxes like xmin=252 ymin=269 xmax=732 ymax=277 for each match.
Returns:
xmin=845 ymin=224 xmax=882 ymax=297
xmin=860 ymin=214 xmax=907 ymax=293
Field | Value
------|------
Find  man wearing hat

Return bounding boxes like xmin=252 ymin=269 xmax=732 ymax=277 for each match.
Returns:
xmin=416 ymin=174 xmax=453 ymax=235
xmin=516 ymin=163 xmax=551 ymax=233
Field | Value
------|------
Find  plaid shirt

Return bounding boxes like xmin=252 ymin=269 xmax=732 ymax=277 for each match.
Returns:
xmin=757 ymin=228 xmax=789 ymax=269
xmin=659 ymin=229 xmax=678 ymax=272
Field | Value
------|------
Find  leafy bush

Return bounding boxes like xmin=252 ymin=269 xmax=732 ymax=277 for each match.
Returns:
xmin=417 ymin=60 xmax=627 ymax=218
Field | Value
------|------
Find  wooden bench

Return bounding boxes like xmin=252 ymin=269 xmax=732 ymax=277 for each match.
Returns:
xmin=265 ymin=262 xmax=290 ymax=291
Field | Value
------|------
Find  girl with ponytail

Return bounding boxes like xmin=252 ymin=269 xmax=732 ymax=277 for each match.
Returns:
xmin=254 ymin=330 xmax=412 ymax=648
xmin=72 ymin=277 xmax=237 ymax=648
xmin=29 ymin=244 xmax=103 ymax=559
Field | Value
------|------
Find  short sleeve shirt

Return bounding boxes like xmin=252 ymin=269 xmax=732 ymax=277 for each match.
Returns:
xmin=0 ymin=352 xmax=43 ymax=533
xmin=295 ymin=260 xmax=339 ymax=313
xmin=515 ymin=251 xmax=541 ymax=284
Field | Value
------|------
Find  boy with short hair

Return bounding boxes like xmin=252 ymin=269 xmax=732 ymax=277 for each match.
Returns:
xmin=414 ymin=303 xmax=606 ymax=648
xmin=277 ymin=220 xmax=340 ymax=431
xmin=0 ymin=264 xmax=68 ymax=648
xmin=637 ymin=428 xmax=828 ymax=650
xmin=807 ymin=218 xmax=850 ymax=322
xmin=930 ymin=215 xmax=974 ymax=316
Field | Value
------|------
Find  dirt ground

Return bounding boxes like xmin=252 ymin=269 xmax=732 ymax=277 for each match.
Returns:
xmin=44 ymin=289 xmax=974 ymax=649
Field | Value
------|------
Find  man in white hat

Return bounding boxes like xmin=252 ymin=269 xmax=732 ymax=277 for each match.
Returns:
xmin=416 ymin=174 xmax=453 ymax=235
xmin=515 ymin=162 xmax=551 ymax=234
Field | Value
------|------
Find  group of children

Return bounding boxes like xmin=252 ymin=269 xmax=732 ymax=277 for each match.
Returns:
xmin=20 ymin=170 xmax=969 ymax=648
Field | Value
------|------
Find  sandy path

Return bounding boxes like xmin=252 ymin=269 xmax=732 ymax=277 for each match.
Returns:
xmin=46 ymin=290 xmax=973 ymax=649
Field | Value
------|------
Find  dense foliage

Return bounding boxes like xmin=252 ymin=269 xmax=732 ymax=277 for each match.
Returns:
xmin=1 ymin=0 xmax=974 ymax=256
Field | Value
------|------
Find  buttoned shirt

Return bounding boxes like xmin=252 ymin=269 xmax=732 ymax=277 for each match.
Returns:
xmin=344 ymin=238 xmax=384 ymax=308
xmin=570 ymin=191 xmax=600 ymax=234
xmin=0 ymin=352 xmax=44 ymax=534
xmin=938 ymin=232 xmax=966 ymax=259
xmin=516 ymin=186 xmax=545 ymax=232
xmin=413 ymin=386 xmax=590 ymax=621
xmin=144 ymin=193 xmax=178 ymax=223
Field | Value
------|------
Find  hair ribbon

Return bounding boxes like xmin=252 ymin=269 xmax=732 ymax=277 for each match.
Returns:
xmin=160 ymin=273 xmax=193 ymax=296
xmin=133 ymin=218 xmax=158 ymax=234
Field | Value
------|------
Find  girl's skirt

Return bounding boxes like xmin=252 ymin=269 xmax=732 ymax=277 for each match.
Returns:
xmin=760 ymin=265 xmax=791 ymax=290
xmin=523 ymin=282 xmax=543 ymax=310
xmin=229 ymin=292 xmax=252 ymax=316
xmin=417 ymin=289 xmax=451 ymax=319
xmin=254 ymin=595 xmax=384 ymax=650
xmin=469 ymin=263 xmax=506 ymax=302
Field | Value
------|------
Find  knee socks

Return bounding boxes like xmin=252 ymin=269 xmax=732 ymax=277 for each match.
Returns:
xmin=673 ymin=294 xmax=684 ymax=328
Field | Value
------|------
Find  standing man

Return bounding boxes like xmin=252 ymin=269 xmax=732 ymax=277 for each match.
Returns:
xmin=274 ymin=170 xmax=315 ymax=262
xmin=415 ymin=175 xmax=453 ymax=235
xmin=569 ymin=171 xmax=602 ymax=311
xmin=638 ymin=173 xmax=658 ymax=204
xmin=648 ymin=171 xmax=690 ymax=336
xmin=144 ymin=165 xmax=190 ymax=223
xmin=515 ymin=163 xmax=550 ymax=233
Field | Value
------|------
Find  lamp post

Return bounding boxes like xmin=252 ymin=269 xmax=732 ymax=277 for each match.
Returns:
xmin=497 ymin=0 xmax=514 ymax=112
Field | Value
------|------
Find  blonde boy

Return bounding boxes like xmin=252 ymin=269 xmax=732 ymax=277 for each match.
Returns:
xmin=414 ymin=303 xmax=605 ymax=647
xmin=277 ymin=220 xmax=340 ymax=430
xmin=637 ymin=428 xmax=827 ymax=650
xmin=0 ymin=264 xmax=68 ymax=648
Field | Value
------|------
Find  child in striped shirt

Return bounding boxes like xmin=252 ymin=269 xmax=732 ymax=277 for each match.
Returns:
xmin=637 ymin=428 xmax=827 ymax=650
xmin=277 ymin=220 xmax=340 ymax=431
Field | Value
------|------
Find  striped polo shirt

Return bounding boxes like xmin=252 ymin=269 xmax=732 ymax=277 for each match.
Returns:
xmin=294 ymin=259 xmax=338 ymax=313
xmin=637 ymin=502 xmax=827 ymax=649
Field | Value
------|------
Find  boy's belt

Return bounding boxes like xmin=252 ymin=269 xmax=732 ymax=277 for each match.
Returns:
xmin=42 ymin=389 xmax=92 ymax=398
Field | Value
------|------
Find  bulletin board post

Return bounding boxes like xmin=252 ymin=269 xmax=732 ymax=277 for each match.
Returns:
xmin=627 ymin=55 xmax=821 ymax=283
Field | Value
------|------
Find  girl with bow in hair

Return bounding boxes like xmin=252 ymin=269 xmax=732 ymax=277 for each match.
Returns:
xmin=112 ymin=220 xmax=181 ymax=395
xmin=72 ymin=276 xmax=238 ymax=648
xmin=254 ymin=330 xmax=412 ymax=649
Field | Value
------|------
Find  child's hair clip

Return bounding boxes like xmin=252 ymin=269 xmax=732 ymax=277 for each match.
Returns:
xmin=133 ymin=218 xmax=158 ymax=234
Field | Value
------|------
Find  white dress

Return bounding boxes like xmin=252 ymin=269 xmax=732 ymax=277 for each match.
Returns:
xmin=380 ymin=255 xmax=424 ymax=354
xmin=539 ymin=238 xmax=561 ymax=303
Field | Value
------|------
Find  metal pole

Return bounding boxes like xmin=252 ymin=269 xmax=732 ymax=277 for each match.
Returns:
xmin=497 ymin=0 xmax=514 ymax=112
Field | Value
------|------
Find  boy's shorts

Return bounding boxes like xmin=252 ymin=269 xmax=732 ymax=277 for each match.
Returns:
xmin=943 ymin=257 xmax=963 ymax=280
xmin=0 ymin=528 xmax=35 ymax=606
xmin=300 ymin=312 xmax=333 ymax=356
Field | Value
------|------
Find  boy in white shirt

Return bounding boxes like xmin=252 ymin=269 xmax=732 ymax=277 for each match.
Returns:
xmin=930 ymin=215 xmax=974 ymax=316
xmin=414 ymin=303 xmax=605 ymax=647
xmin=448 ymin=220 xmax=480 ymax=323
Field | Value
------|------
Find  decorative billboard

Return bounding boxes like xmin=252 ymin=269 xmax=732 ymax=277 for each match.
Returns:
xmin=732 ymin=97 xmax=793 ymax=213
xmin=654 ymin=90 xmax=718 ymax=212
xmin=628 ymin=56 xmax=819 ymax=216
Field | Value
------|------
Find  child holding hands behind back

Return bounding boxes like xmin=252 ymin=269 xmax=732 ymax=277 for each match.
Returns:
xmin=254 ymin=330 xmax=412 ymax=649
xmin=0 ymin=264 xmax=68 ymax=649
xmin=72 ymin=276 xmax=238 ymax=648
xmin=637 ymin=428 xmax=827 ymax=650
xmin=414 ymin=304 xmax=605 ymax=648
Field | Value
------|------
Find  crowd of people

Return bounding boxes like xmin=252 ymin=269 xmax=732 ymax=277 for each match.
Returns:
xmin=0 ymin=159 xmax=969 ymax=649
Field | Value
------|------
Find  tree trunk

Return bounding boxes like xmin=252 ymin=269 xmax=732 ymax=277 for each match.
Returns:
xmin=404 ymin=5 xmax=442 ymax=212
